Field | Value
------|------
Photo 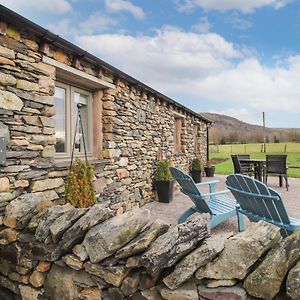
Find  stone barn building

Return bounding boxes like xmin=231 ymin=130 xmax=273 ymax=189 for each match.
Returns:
xmin=0 ymin=5 xmax=211 ymax=215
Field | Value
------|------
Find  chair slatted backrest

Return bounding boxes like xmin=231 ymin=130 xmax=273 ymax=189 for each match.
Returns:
xmin=237 ymin=154 xmax=251 ymax=170
xmin=226 ymin=174 xmax=290 ymax=227
xmin=266 ymin=155 xmax=287 ymax=174
xmin=231 ymin=155 xmax=242 ymax=173
xmin=170 ymin=167 xmax=212 ymax=214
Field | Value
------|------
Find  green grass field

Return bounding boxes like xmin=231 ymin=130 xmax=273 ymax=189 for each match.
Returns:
xmin=210 ymin=143 xmax=300 ymax=178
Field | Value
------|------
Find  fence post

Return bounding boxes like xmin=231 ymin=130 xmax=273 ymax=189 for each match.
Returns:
xmin=284 ymin=144 xmax=287 ymax=153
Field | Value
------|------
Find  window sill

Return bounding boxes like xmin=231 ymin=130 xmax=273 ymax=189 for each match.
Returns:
xmin=54 ymin=157 xmax=107 ymax=169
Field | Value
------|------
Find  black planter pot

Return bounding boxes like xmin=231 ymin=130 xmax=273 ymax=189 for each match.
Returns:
xmin=190 ymin=169 xmax=202 ymax=183
xmin=204 ymin=166 xmax=215 ymax=177
xmin=155 ymin=180 xmax=174 ymax=203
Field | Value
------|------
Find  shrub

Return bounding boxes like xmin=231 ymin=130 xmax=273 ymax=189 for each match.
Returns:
xmin=191 ymin=157 xmax=202 ymax=170
xmin=155 ymin=159 xmax=172 ymax=181
xmin=65 ymin=159 xmax=96 ymax=208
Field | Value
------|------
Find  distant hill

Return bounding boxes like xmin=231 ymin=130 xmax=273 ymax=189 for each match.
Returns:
xmin=201 ymin=113 xmax=300 ymax=144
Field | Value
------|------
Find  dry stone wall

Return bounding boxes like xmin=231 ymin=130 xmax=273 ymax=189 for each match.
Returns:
xmin=0 ymin=17 xmax=208 ymax=216
xmin=0 ymin=201 xmax=299 ymax=300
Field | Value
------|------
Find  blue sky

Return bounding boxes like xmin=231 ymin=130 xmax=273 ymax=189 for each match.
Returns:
xmin=1 ymin=0 xmax=300 ymax=128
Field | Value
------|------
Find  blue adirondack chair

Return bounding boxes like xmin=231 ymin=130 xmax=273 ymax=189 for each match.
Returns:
xmin=170 ymin=167 xmax=244 ymax=231
xmin=226 ymin=174 xmax=300 ymax=236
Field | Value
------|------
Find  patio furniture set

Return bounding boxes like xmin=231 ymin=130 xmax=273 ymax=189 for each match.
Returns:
xmin=170 ymin=162 xmax=300 ymax=237
xmin=231 ymin=154 xmax=289 ymax=190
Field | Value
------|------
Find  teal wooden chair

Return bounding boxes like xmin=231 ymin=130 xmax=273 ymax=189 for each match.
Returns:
xmin=226 ymin=174 xmax=300 ymax=236
xmin=170 ymin=167 xmax=244 ymax=231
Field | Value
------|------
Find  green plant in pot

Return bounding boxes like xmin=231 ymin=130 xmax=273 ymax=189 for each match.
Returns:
xmin=155 ymin=159 xmax=174 ymax=203
xmin=204 ymin=160 xmax=215 ymax=177
xmin=190 ymin=157 xmax=202 ymax=183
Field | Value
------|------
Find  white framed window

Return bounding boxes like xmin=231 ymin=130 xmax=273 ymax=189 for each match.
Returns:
xmin=54 ymin=81 xmax=93 ymax=158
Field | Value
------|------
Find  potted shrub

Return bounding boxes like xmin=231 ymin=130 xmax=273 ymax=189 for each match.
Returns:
xmin=190 ymin=157 xmax=202 ymax=183
xmin=204 ymin=161 xmax=215 ymax=177
xmin=154 ymin=159 xmax=174 ymax=203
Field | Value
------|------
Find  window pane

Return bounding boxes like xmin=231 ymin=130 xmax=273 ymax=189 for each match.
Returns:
xmin=73 ymin=92 xmax=90 ymax=153
xmin=54 ymin=87 xmax=66 ymax=153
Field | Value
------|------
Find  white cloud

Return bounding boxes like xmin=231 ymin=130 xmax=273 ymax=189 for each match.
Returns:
xmin=75 ymin=26 xmax=300 ymax=119
xmin=48 ymin=13 xmax=117 ymax=37
xmin=104 ymin=0 xmax=145 ymax=20
xmin=176 ymin=0 xmax=293 ymax=13
xmin=0 ymin=0 xmax=72 ymax=14
xmin=226 ymin=13 xmax=252 ymax=30
xmin=208 ymin=108 xmax=262 ymax=125
xmin=192 ymin=17 xmax=212 ymax=33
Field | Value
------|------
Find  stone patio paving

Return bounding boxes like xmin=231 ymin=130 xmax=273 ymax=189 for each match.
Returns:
xmin=145 ymin=174 xmax=300 ymax=234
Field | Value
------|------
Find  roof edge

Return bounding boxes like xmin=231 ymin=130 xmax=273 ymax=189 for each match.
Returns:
xmin=0 ymin=4 xmax=211 ymax=124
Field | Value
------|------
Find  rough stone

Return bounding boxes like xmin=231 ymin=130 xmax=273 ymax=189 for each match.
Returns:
xmin=0 ymin=189 xmax=22 ymax=202
xmin=0 ymin=177 xmax=10 ymax=192
xmin=8 ymin=271 xmax=29 ymax=284
xmin=62 ymin=254 xmax=83 ymax=270
xmin=7 ymin=86 xmax=53 ymax=105
xmin=0 ymin=56 xmax=15 ymax=66
xmin=23 ymin=115 xmax=42 ymax=126
xmin=31 ymin=178 xmax=64 ymax=192
xmin=35 ymin=204 xmax=74 ymax=242
xmin=195 ymin=221 xmax=281 ymax=280
xmin=29 ymin=270 xmax=45 ymax=287
xmin=121 ymin=270 xmax=141 ymax=296
xmin=0 ymin=228 xmax=19 ymax=244
xmin=198 ymin=285 xmax=247 ymax=300
xmin=50 ymin=208 xmax=86 ymax=243
xmin=0 ymin=120 xmax=9 ymax=142
xmin=18 ymin=169 xmax=47 ymax=180
xmin=159 ymin=280 xmax=198 ymax=300
xmin=115 ymin=219 xmax=170 ymax=260
xmin=0 ymin=72 xmax=16 ymax=86
xmin=3 ymin=192 xmax=52 ymax=229
xmin=0 ymin=275 xmax=19 ymax=294
xmin=0 ymin=45 xmax=15 ymax=59
xmin=0 ymin=90 xmax=23 ymax=111
xmin=60 ymin=202 xmax=113 ymax=251
xmin=41 ymin=105 xmax=55 ymax=117
xmin=141 ymin=214 xmax=210 ymax=274
xmin=287 ymin=260 xmax=300 ymax=300
xmin=84 ymin=262 xmax=129 ymax=287
xmin=244 ymin=230 xmax=300 ymax=299
xmin=79 ymin=287 xmax=101 ymax=300
xmin=19 ymin=285 xmax=43 ymax=300
xmin=206 ymin=279 xmax=237 ymax=288
xmin=83 ymin=208 xmax=151 ymax=263
xmin=44 ymin=264 xmax=81 ymax=300
xmin=36 ymin=261 xmax=51 ymax=272
xmin=16 ymin=79 xmax=39 ymax=91
xmin=72 ymin=244 xmax=89 ymax=261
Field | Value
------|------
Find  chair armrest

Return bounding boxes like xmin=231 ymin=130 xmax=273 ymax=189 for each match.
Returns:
xmin=202 ymin=190 xmax=231 ymax=198
xmin=195 ymin=180 xmax=219 ymax=187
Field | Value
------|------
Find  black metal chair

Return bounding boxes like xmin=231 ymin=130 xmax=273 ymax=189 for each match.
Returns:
xmin=265 ymin=155 xmax=289 ymax=190
xmin=231 ymin=154 xmax=254 ymax=176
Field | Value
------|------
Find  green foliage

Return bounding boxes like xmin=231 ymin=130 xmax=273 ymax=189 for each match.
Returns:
xmin=155 ymin=159 xmax=172 ymax=181
xmin=65 ymin=159 xmax=96 ymax=208
xmin=191 ymin=157 xmax=202 ymax=170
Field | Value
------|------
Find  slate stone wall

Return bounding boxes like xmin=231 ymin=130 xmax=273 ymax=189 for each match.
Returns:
xmin=0 ymin=19 xmax=209 ymax=215
xmin=0 ymin=202 xmax=299 ymax=300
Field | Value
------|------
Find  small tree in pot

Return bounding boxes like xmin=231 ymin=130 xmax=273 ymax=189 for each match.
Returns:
xmin=190 ymin=157 xmax=202 ymax=183
xmin=155 ymin=159 xmax=174 ymax=203
xmin=204 ymin=160 xmax=215 ymax=177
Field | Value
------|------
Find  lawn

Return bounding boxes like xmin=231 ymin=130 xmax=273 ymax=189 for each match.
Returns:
xmin=210 ymin=143 xmax=300 ymax=178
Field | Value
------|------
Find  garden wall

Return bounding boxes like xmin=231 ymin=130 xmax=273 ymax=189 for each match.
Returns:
xmin=0 ymin=199 xmax=299 ymax=300
xmin=0 ymin=7 xmax=209 ymax=217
